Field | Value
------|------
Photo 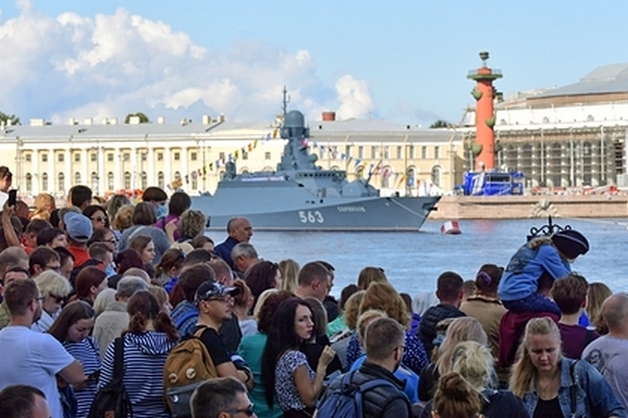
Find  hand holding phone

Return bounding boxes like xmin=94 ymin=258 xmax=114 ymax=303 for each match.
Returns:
xmin=7 ymin=189 xmax=17 ymax=207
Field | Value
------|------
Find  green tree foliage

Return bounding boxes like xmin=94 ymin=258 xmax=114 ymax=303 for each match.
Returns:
xmin=124 ymin=112 xmax=150 ymax=124
xmin=0 ymin=112 xmax=21 ymax=126
xmin=429 ymin=119 xmax=452 ymax=129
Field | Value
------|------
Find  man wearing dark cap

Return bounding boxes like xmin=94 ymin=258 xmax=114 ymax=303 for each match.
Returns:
xmin=498 ymin=228 xmax=589 ymax=316
xmin=194 ymin=280 xmax=252 ymax=389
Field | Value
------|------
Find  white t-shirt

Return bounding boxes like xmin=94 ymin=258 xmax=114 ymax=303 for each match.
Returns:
xmin=582 ymin=335 xmax=628 ymax=411
xmin=0 ymin=325 xmax=75 ymax=418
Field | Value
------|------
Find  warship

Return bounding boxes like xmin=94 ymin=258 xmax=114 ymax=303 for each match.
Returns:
xmin=191 ymin=109 xmax=440 ymax=231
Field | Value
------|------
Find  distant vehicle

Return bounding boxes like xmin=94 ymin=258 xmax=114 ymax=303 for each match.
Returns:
xmin=190 ymin=109 xmax=440 ymax=231
xmin=460 ymin=170 xmax=525 ymax=196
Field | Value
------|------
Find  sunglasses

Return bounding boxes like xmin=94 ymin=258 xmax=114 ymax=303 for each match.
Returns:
xmin=225 ymin=404 xmax=255 ymax=417
xmin=91 ymin=216 xmax=107 ymax=223
xmin=49 ymin=294 xmax=66 ymax=304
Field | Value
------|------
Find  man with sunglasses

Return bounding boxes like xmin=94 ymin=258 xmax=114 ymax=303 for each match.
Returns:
xmin=191 ymin=377 xmax=256 ymax=418
xmin=194 ymin=279 xmax=253 ymax=390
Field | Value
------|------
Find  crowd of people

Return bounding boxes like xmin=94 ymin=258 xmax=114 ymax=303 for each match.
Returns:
xmin=0 ymin=163 xmax=626 ymax=418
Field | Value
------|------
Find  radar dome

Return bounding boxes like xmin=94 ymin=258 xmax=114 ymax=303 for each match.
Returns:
xmin=284 ymin=110 xmax=305 ymax=128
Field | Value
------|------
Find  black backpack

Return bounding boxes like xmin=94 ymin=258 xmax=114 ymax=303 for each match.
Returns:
xmin=87 ymin=337 xmax=133 ymax=418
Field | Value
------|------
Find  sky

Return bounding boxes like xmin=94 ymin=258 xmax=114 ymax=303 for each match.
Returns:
xmin=1 ymin=0 xmax=627 ymax=127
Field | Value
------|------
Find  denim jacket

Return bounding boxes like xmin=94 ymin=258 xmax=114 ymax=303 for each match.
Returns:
xmin=523 ymin=357 xmax=626 ymax=418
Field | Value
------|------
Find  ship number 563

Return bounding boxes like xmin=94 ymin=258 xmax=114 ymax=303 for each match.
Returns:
xmin=298 ymin=211 xmax=324 ymax=223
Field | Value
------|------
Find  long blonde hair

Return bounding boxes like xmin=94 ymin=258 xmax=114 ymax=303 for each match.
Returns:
xmin=510 ymin=317 xmax=561 ymax=397
xmin=436 ymin=317 xmax=488 ymax=375
xmin=587 ymin=282 xmax=612 ymax=330
xmin=278 ymin=259 xmax=300 ymax=293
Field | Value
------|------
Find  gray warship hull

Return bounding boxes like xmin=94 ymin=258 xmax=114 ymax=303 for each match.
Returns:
xmin=191 ymin=184 xmax=440 ymax=231
xmin=190 ymin=106 xmax=440 ymax=232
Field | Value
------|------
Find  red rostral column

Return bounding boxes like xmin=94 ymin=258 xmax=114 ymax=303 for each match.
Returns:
xmin=467 ymin=51 xmax=502 ymax=171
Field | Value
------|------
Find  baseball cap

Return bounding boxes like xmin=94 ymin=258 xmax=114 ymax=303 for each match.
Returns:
xmin=194 ymin=281 xmax=240 ymax=304
xmin=64 ymin=211 xmax=93 ymax=243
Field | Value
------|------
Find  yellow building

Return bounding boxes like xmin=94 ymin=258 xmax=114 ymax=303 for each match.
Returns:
xmin=0 ymin=113 xmax=464 ymax=198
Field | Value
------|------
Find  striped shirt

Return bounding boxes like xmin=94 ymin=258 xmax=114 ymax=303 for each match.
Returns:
xmin=63 ymin=337 xmax=101 ymax=418
xmin=99 ymin=331 xmax=176 ymax=418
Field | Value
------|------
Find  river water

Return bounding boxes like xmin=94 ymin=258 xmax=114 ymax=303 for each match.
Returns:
xmin=208 ymin=217 xmax=628 ymax=297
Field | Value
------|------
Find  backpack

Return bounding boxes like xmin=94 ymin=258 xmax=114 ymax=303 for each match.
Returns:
xmin=87 ymin=337 xmax=132 ymax=418
xmin=316 ymin=370 xmax=402 ymax=418
xmin=163 ymin=327 xmax=219 ymax=418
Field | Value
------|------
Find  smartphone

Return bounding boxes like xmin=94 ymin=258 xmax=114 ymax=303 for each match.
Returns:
xmin=7 ymin=189 xmax=17 ymax=207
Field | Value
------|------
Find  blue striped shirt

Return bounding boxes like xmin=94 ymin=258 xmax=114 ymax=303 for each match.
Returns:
xmin=63 ymin=337 xmax=101 ymax=418
xmin=99 ymin=331 xmax=176 ymax=418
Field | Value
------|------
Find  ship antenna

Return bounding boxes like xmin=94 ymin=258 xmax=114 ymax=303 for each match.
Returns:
xmin=282 ymin=86 xmax=290 ymax=117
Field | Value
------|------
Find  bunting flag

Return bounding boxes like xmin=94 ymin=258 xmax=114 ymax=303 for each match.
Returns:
xmin=397 ymin=175 xmax=407 ymax=188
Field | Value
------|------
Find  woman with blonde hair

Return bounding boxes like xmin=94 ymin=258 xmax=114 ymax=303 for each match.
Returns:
xmin=419 ymin=317 xmax=488 ymax=402
xmin=111 ymin=204 xmax=135 ymax=234
xmin=420 ymin=341 xmax=527 ymax=418
xmin=357 ymin=266 xmax=387 ymax=290
xmin=510 ymin=317 xmax=624 ymax=418
xmin=346 ymin=282 xmax=428 ymax=374
xmin=278 ymin=259 xmax=300 ymax=293
xmin=32 ymin=270 xmax=73 ymax=332
xmin=430 ymin=372 xmax=483 ymax=418
xmin=30 ymin=193 xmax=56 ymax=221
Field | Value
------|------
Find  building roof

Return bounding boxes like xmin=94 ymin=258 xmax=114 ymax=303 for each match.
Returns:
xmin=535 ymin=63 xmax=628 ymax=98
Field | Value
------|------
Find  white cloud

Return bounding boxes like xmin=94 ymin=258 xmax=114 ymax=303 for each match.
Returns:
xmin=0 ymin=2 xmax=376 ymax=125
xmin=335 ymin=75 xmax=375 ymax=120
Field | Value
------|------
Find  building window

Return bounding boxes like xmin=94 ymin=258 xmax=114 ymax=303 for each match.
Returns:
xmin=421 ymin=146 xmax=427 ymax=159
xmin=25 ymin=173 xmax=32 ymax=192
xmin=345 ymin=145 xmax=352 ymax=157
xmin=383 ymin=146 xmax=389 ymax=159
xmin=58 ymin=153 xmax=64 ymax=163
xmin=434 ymin=146 xmax=440 ymax=159
xmin=371 ymin=146 xmax=377 ymax=159
xmin=74 ymin=153 xmax=80 ymax=162
xmin=123 ymin=153 xmax=130 ymax=162
xmin=406 ymin=167 xmax=416 ymax=188
xmin=191 ymin=152 xmax=198 ymax=161
xmin=25 ymin=154 xmax=32 ymax=162
xmin=265 ymin=152 xmax=271 ymax=160
xmin=42 ymin=173 xmax=48 ymax=191
xmin=90 ymin=152 xmax=97 ymax=162
xmin=242 ymin=151 xmax=248 ymax=160
xmin=58 ymin=172 xmax=65 ymax=191
xmin=141 ymin=172 xmax=147 ymax=189
xmin=124 ymin=171 xmax=131 ymax=189
xmin=107 ymin=153 xmax=114 ymax=162
xmin=74 ymin=172 xmax=81 ymax=185
xmin=42 ymin=153 xmax=48 ymax=163
xmin=157 ymin=153 xmax=164 ymax=161
xmin=431 ymin=166 xmax=441 ymax=187
xmin=409 ymin=145 xmax=415 ymax=159
xmin=157 ymin=171 xmax=164 ymax=189
xmin=174 ymin=152 xmax=180 ymax=161
xmin=191 ymin=177 xmax=198 ymax=190
xmin=396 ymin=146 xmax=402 ymax=159
xmin=358 ymin=146 xmax=364 ymax=159
xmin=107 ymin=172 xmax=114 ymax=191
xmin=219 ymin=152 xmax=225 ymax=160
xmin=141 ymin=152 xmax=147 ymax=161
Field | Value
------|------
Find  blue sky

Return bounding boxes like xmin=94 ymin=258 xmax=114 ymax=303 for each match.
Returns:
xmin=1 ymin=0 xmax=627 ymax=126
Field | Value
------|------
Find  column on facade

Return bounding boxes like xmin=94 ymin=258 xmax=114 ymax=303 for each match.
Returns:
xmin=31 ymin=146 xmax=39 ymax=195
xmin=113 ymin=147 xmax=121 ymax=192
xmin=164 ymin=147 xmax=172 ymax=190
xmin=81 ymin=148 xmax=88 ymax=189
xmin=64 ymin=148 xmax=71 ymax=195
xmin=47 ymin=150 xmax=54 ymax=194
xmin=181 ymin=146 xmax=188 ymax=190
xmin=147 ymin=146 xmax=155 ymax=188
xmin=98 ymin=147 xmax=105 ymax=195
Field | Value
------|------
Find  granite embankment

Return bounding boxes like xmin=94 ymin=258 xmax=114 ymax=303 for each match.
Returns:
xmin=429 ymin=195 xmax=628 ymax=220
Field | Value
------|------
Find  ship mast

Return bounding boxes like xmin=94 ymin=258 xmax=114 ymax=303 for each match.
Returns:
xmin=282 ymin=86 xmax=290 ymax=118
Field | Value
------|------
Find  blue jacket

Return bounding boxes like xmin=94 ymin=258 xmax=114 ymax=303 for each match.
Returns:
xmin=522 ymin=357 xmax=626 ymax=418
xmin=498 ymin=242 xmax=570 ymax=302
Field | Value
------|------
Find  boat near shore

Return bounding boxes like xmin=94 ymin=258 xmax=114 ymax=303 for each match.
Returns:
xmin=191 ymin=109 xmax=440 ymax=231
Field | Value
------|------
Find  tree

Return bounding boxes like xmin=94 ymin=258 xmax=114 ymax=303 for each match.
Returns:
xmin=124 ymin=112 xmax=150 ymax=124
xmin=429 ymin=119 xmax=452 ymax=129
xmin=0 ymin=112 xmax=21 ymax=126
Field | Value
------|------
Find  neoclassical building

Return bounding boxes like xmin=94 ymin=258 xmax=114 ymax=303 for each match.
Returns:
xmin=462 ymin=63 xmax=628 ymax=189
xmin=0 ymin=112 xmax=464 ymax=198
